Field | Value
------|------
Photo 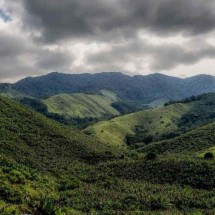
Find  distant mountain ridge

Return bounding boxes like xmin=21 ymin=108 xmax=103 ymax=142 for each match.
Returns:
xmin=1 ymin=72 xmax=215 ymax=104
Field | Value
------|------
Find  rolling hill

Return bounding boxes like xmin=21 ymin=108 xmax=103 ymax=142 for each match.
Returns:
xmin=85 ymin=93 xmax=215 ymax=147
xmin=0 ymin=83 xmax=30 ymax=99
xmin=0 ymin=96 xmax=125 ymax=171
xmin=0 ymin=96 xmax=215 ymax=214
xmin=85 ymin=103 xmax=191 ymax=146
xmin=141 ymin=121 xmax=215 ymax=155
xmin=44 ymin=90 xmax=119 ymax=119
xmin=0 ymin=88 xmax=143 ymax=128
xmin=11 ymin=72 xmax=215 ymax=105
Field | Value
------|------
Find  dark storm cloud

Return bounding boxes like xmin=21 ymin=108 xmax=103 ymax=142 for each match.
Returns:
xmin=87 ymin=40 xmax=215 ymax=71
xmin=23 ymin=0 xmax=215 ymax=42
xmin=1 ymin=0 xmax=215 ymax=81
xmin=23 ymin=0 xmax=117 ymax=42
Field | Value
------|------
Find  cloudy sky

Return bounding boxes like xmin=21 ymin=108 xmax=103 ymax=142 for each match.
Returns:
xmin=0 ymin=0 xmax=215 ymax=82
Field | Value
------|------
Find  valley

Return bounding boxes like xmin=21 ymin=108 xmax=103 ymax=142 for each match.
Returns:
xmin=0 ymin=72 xmax=215 ymax=214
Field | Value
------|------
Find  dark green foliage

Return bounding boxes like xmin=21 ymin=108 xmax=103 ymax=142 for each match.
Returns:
xmin=126 ymin=133 xmax=154 ymax=149
xmin=19 ymin=97 xmax=48 ymax=113
xmin=204 ymin=152 xmax=214 ymax=160
xmin=179 ymin=93 xmax=215 ymax=131
xmin=0 ymin=96 xmax=125 ymax=171
xmin=164 ymin=95 xmax=201 ymax=106
xmin=145 ymin=152 xmax=157 ymax=160
xmin=141 ymin=121 xmax=215 ymax=155
xmin=0 ymin=83 xmax=12 ymax=92
xmin=95 ymin=157 xmax=215 ymax=189
xmin=44 ymin=112 xmax=108 ymax=128
xmin=0 ymin=95 xmax=215 ymax=214
xmin=163 ymin=93 xmax=215 ymax=134
xmin=111 ymin=100 xmax=147 ymax=115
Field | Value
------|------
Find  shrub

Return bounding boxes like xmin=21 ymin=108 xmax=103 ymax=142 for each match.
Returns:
xmin=145 ymin=153 xmax=157 ymax=160
xmin=204 ymin=152 xmax=214 ymax=160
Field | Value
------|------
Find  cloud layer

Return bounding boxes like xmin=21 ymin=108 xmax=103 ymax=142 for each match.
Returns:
xmin=0 ymin=0 xmax=215 ymax=82
xmin=25 ymin=0 xmax=215 ymax=40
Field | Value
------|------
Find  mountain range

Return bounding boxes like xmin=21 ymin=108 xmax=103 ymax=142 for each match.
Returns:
xmin=1 ymin=72 xmax=215 ymax=105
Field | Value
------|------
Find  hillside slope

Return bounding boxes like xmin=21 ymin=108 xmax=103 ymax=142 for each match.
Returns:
xmin=85 ymin=93 xmax=215 ymax=147
xmin=141 ymin=121 xmax=215 ymax=155
xmin=0 ymin=96 xmax=124 ymax=173
xmin=44 ymin=90 xmax=119 ymax=119
xmin=0 ymin=96 xmax=215 ymax=214
xmin=85 ymin=103 xmax=191 ymax=146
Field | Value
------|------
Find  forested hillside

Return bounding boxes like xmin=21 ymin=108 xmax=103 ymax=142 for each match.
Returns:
xmin=0 ymin=96 xmax=215 ymax=214
xmin=10 ymin=72 xmax=215 ymax=105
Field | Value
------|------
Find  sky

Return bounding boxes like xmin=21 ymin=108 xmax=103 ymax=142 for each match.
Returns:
xmin=0 ymin=0 xmax=215 ymax=83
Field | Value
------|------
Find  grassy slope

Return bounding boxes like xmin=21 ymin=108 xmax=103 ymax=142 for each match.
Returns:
xmin=85 ymin=93 xmax=215 ymax=147
xmin=141 ymin=121 xmax=215 ymax=155
xmin=44 ymin=90 xmax=119 ymax=119
xmin=0 ymin=96 xmax=125 ymax=173
xmin=0 ymin=96 xmax=215 ymax=214
xmin=85 ymin=103 xmax=191 ymax=146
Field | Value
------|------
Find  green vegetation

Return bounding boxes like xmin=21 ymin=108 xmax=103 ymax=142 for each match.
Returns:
xmin=86 ymin=93 xmax=215 ymax=148
xmin=0 ymin=83 xmax=30 ymax=100
xmin=141 ymin=121 xmax=215 ymax=155
xmin=1 ymin=89 xmax=144 ymax=128
xmin=43 ymin=90 xmax=145 ymax=128
xmin=85 ymin=103 xmax=191 ymax=146
xmin=204 ymin=152 xmax=214 ymax=160
xmin=0 ymin=95 xmax=215 ymax=214
xmin=0 ymin=96 xmax=125 ymax=169
xmin=198 ymin=147 xmax=215 ymax=158
xmin=111 ymin=100 xmax=146 ymax=115
xmin=44 ymin=90 xmax=119 ymax=119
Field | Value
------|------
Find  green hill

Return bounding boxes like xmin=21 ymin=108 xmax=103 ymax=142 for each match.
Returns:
xmin=85 ymin=93 xmax=215 ymax=147
xmin=0 ymin=83 xmax=30 ymax=100
xmin=141 ymin=121 xmax=215 ymax=155
xmin=0 ymin=89 xmax=143 ymax=128
xmin=0 ymin=96 xmax=124 ymax=171
xmin=84 ymin=103 xmax=191 ymax=147
xmin=44 ymin=90 xmax=119 ymax=119
xmin=0 ymin=96 xmax=215 ymax=214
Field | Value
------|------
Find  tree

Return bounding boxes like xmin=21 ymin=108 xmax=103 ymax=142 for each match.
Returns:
xmin=145 ymin=152 xmax=157 ymax=160
xmin=204 ymin=152 xmax=214 ymax=160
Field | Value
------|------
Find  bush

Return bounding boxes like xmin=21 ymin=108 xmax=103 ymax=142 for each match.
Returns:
xmin=145 ymin=153 xmax=157 ymax=160
xmin=204 ymin=152 xmax=214 ymax=160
